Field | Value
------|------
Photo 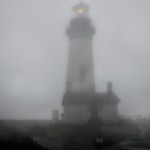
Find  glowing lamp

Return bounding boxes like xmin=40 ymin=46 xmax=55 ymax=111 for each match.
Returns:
xmin=73 ymin=2 xmax=89 ymax=15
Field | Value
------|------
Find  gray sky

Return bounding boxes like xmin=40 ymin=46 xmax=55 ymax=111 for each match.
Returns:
xmin=0 ymin=0 xmax=150 ymax=119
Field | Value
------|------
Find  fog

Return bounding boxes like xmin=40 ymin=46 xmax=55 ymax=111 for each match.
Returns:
xmin=0 ymin=0 xmax=150 ymax=119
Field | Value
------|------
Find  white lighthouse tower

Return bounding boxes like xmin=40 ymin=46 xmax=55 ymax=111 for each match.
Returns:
xmin=66 ymin=2 xmax=95 ymax=93
xmin=62 ymin=2 xmax=120 ymax=123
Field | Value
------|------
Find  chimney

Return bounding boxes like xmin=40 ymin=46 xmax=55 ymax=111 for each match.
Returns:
xmin=107 ymin=82 xmax=113 ymax=93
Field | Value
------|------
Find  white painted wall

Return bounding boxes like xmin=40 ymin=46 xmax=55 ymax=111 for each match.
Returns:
xmin=65 ymin=104 xmax=90 ymax=123
xmin=98 ymin=103 xmax=118 ymax=121
xmin=66 ymin=37 xmax=95 ymax=93
xmin=63 ymin=103 xmax=118 ymax=123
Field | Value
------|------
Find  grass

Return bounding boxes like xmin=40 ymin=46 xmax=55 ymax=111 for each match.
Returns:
xmin=27 ymin=121 xmax=139 ymax=146
xmin=0 ymin=120 xmax=139 ymax=148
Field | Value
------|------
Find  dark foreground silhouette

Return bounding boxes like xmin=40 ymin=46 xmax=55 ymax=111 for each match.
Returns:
xmin=0 ymin=119 xmax=148 ymax=150
xmin=0 ymin=121 xmax=48 ymax=150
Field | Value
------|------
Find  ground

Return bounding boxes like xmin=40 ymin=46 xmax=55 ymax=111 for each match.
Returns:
xmin=0 ymin=120 xmax=143 ymax=150
xmin=27 ymin=121 xmax=139 ymax=147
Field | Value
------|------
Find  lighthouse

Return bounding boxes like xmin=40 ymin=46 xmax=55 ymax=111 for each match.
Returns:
xmin=66 ymin=2 xmax=95 ymax=93
xmin=62 ymin=2 xmax=120 ymax=123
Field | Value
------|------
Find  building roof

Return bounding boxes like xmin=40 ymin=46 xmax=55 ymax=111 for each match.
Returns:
xmin=62 ymin=92 xmax=121 ymax=105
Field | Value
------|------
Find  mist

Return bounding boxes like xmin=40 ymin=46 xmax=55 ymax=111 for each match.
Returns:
xmin=0 ymin=0 xmax=150 ymax=119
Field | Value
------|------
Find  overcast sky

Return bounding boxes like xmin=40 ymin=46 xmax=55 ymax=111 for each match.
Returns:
xmin=0 ymin=0 xmax=150 ymax=119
